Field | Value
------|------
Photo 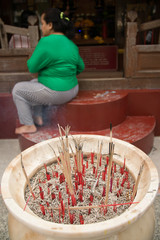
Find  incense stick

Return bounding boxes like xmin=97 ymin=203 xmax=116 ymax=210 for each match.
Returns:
xmin=21 ymin=154 xmax=36 ymax=200
xmin=110 ymin=123 xmax=112 ymax=143
xmin=105 ymin=142 xmax=114 ymax=205
xmin=132 ymin=161 xmax=144 ymax=200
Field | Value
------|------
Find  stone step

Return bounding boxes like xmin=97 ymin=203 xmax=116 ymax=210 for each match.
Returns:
xmin=19 ymin=115 xmax=156 ymax=154
xmin=47 ymin=90 xmax=128 ymax=131
xmin=1 ymin=89 xmax=160 ymax=141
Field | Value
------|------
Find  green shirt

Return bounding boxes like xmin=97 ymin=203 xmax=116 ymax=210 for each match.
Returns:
xmin=27 ymin=34 xmax=85 ymax=91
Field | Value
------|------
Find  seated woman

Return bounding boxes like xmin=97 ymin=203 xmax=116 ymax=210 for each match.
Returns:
xmin=12 ymin=8 xmax=85 ymax=134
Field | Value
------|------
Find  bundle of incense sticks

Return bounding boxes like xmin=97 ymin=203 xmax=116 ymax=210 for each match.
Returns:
xmin=23 ymin=123 xmax=143 ymax=224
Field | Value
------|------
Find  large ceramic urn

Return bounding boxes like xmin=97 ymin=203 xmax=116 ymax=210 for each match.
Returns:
xmin=1 ymin=135 xmax=159 ymax=240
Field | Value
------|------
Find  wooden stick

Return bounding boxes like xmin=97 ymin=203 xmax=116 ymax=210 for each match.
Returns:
xmin=20 ymin=154 xmax=36 ymax=200
xmin=51 ymin=201 xmax=139 ymax=211
xmin=57 ymin=128 xmax=74 ymax=195
xmin=48 ymin=143 xmax=64 ymax=173
xmin=58 ymin=124 xmax=66 ymax=154
xmin=72 ymin=136 xmax=83 ymax=173
xmin=61 ymin=125 xmax=70 ymax=149
xmin=60 ymin=142 xmax=74 ymax=194
xmin=91 ymin=171 xmax=101 ymax=194
xmin=132 ymin=161 xmax=145 ymax=200
xmin=96 ymin=141 xmax=103 ymax=172
xmin=69 ymin=144 xmax=78 ymax=173
xmin=110 ymin=123 xmax=112 ymax=143
xmin=58 ymin=149 xmax=74 ymax=195
xmin=105 ymin=142 xmax=114 ymax=205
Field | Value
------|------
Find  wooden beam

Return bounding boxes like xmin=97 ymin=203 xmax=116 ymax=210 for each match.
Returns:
xmin=4 ymin=25 xmax=28 ymax=36
xmin=0 ymin=48 xmax=34 ymax=56
xmin=139 ymin=19 xmax=160 ymax=32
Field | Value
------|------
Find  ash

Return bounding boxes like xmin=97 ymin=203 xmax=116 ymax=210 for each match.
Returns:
xmin=25 ymin=154 xmax=135 ymax=225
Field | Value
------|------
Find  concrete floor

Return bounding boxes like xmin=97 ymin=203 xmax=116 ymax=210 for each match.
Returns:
xmin=0 ymin=138 xmax=21 ymax=183
xmin=0 ymin=136 xmax=160 ymax=183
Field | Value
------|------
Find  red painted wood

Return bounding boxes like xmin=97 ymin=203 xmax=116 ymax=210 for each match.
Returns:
xmin=127 ymin=89 xmax=160 ymax=136
xmin=51 ymin=90 xmax=128 ymax=131
xmin=0 ymin=89 xmax=159 ymax=156
xmin=79 ymin=46 xmax=118 ymax=71
xmin=19 ymin=116 xmax=155 ymax=154
xmin=0 ymin=93 xmax=18 ymax=138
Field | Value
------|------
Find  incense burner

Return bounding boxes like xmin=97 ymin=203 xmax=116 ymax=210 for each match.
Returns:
xmin=1 ymin=135 xmax=159 ymax=240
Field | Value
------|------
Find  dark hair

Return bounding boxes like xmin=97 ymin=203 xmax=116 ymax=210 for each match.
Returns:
xmin=43 ymin=8 xmax=75 ymax=39
xmin=21 ymin=10 xmax=37 ymax=28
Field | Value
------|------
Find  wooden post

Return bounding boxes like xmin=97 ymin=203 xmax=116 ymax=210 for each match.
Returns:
xmin=0 ymin=18 xmax=8 ymax=49
xmin=124 ymin=11 xmax=138 ymax=78
xmin=28 ymin=26 xmax=39 ymax=48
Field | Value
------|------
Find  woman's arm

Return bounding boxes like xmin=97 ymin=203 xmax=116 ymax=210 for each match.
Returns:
xmin=77 ymin=54 xmax=85 ymax=75
xmin=27 ymin=38 xmax=50 ymax=73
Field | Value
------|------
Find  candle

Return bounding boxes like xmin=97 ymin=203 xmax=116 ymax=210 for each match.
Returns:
xmin=79 ymin=214 xmax=84 ymax=224
xmin=46 ymin=172 xmax=51 ymax=181
xmin=91 ymin=152 xmax=94 ymax=164
xmin=102 ymin=186 xmax=106 ymax=196
xmin=69 ymin=213 xmax=74 ymax=224
xmin=90 ymin=193 xmax=94 ymax=202
xmin=127 ymin=181 xmax=130 ymax=189
xmin=79 ymin=190 xmax=83 ymax=202
xmin=59 ymin=191 xmax=62 ymax=201
xmin=105 ymin=164 xmax=107 ymax=174
xmin=99 ymin=155 xmax=102 ymax=166
xmin=40 ymin=204 xmax=45 ymax=215
xmin=102 ymin=171 xmax=106 ymax=181
xmin=106 ymin=156 xmax=109 ymax=165
xmin=86 ymin=160 xmax=88 ymax=169
xmin=55 ymin=171 xmax=58 ymax=178
xmin=71 ymin=194 xmax=77 ymax=206
xmin=51 ymin=192 xmax=56 ymax=200
xmin=40 ymin=191 xmax=44 ymax=200
xmin=59 ymin=173 xmax=65 ymax=184
xmin=93 ymin=166 xmax=95 ymax=174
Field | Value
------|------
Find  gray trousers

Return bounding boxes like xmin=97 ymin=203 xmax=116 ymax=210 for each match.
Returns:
xmin=12 ymin=79 xmax=79 ymax=125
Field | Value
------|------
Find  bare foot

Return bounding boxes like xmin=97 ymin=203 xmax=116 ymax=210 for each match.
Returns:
xmin=15 ymin=125 xmax=37 ymax=134
xmin=34 ymin=116 xmax=43 ymax=126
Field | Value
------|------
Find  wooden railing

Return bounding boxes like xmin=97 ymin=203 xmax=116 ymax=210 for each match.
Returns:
xmin=124 ymin=11 xmax=160 ymax=79
xmin=0 ymin=18 xmax=39 ymax=92
xmin=0 ymin=18 xmax=39 ymax=49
